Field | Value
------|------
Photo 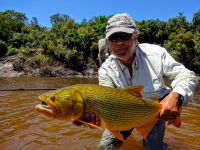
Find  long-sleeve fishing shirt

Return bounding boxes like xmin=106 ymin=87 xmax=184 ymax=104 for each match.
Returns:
xmin=98 ymin=43 xmax=198 ymax=104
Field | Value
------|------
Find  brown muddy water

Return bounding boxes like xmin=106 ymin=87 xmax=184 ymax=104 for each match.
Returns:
xmin=0 ymin=77 xmax=199 ymax=150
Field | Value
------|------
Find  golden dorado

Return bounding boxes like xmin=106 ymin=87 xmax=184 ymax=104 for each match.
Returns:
xmin=35 ymin=84 xmax=181 ymax=140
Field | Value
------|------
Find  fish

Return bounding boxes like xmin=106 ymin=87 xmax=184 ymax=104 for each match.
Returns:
xmin=35 ymin=84 xmax=181 ymax=141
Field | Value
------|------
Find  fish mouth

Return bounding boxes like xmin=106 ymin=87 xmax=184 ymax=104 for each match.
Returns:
xmin=35 ymin=101 xmax=56 ymax=118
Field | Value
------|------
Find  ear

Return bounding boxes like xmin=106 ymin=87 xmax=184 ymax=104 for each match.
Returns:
xmin=132 ymin=33 xmax=138 ymax=39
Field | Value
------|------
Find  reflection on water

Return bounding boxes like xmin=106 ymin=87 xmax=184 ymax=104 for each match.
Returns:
xmin=0 ymin=77 xmax=199 ymax=150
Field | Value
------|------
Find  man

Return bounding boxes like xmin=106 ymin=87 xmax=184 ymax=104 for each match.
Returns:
xmin=77 ymin=13 xmax=198 ymax=150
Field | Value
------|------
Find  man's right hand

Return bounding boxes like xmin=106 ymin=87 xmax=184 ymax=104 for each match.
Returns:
xmin=73 ymin=112 xmax=101 ymax=127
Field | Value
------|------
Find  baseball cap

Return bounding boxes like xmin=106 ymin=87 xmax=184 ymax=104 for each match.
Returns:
xmin=106 ymin=13 xmax=137 ymax=38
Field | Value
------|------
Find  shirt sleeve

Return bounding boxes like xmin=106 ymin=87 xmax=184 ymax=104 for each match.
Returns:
xmin=161 ymin=47 xmax=198 ymax=104
xmin=98 ymin=67 xmax=114 ymax=88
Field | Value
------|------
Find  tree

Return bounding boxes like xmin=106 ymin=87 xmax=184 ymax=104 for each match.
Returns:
xmin=0 ymin=40 xmax=7 ymax=57
xmin=166 ymin=12 xmax=189 ymax=33
xmin=0 ymin=10 xmax=27 ymax=42
xmin=137 ymin=19 xmax=168 ymax=45
xmin=30 ymin=17 xmax=40 ymax=28
xmin=192 ymin=10 xmax=200 ymax=32
xmin=1 ymin=10 xmax=27 ymax=23
xmin=88 ymin=15 xmax=108 ymax=37
xmin=163 ymin=31 xmax=196 ymax=68
xmin=50 ymin=13 xmax=71 ymax=25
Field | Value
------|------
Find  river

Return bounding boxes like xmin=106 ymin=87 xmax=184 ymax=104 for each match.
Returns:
xmin=0 ymin=77 xmax=199 ymax=150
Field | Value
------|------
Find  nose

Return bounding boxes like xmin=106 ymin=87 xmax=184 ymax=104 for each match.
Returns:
xmin=115 ymin=40 xmax=124 ymax=45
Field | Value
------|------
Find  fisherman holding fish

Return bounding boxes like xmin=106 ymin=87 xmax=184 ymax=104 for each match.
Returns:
xmin=79 ymin=13 xmax=197 ymax=150
xmin=36 ymin=13 xmax=198 ymax=150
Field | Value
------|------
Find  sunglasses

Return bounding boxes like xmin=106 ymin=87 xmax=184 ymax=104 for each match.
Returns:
xmin=108 ymin=33 xmax=132 ymax=42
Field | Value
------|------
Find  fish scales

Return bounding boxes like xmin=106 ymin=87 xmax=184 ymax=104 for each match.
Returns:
xmin=72 ymin=84 xmax=160 ymax=130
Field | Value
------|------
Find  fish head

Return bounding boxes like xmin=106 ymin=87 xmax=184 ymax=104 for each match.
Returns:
xmin=35 ymin=88 xmax=84 ymax=121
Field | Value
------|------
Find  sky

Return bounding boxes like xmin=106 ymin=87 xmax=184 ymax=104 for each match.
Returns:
xmin=0 ymin=0 xmax=199 ymax=28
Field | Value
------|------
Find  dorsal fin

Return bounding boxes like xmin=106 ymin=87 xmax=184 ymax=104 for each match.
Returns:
xmin=124 ymin=86 xmax=144 ymax=97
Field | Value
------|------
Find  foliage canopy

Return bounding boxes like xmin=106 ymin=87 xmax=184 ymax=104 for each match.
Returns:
xmin=0 ymin=9 xmax=200 ymax=75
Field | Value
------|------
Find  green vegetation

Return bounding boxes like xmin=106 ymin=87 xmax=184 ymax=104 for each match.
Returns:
xmin=0 ymin=10 xmax=200 ymax=75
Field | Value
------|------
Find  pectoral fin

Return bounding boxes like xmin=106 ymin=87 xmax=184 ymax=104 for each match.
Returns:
xmin=77 ymin=120 xmax=103 ymax=130
xmin=109 ymin=130 xmax=124 ymax=141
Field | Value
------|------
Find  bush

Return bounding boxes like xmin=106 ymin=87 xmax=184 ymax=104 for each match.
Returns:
xmin=65 ymin=48 xmax=86 ymax=71
xmin=0 ymin=40 xmax=7 ymax=57
xmin=7 ymin=45 xmax=18 ymax=55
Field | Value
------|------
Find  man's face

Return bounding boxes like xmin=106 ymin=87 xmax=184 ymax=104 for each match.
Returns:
xmin=108 ymin=32 xmax=137 ymax=62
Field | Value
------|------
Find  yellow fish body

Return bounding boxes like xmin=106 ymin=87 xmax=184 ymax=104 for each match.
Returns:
xmin=35 ymin=84 xmax=180 ymax=140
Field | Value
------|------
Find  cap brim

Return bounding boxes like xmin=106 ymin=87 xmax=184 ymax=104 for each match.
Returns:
xmin=106 ymin=27 xmax=135 ymax=38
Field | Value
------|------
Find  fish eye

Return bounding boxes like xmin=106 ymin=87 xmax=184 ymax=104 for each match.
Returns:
xmin=50 ymin=96 xmax=56 ymax=102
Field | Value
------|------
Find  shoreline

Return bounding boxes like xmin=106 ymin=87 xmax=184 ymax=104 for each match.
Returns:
xmin=0 ymin=60 xmax=98 ymax=78
xmin=0 ymin=59 xmax=199 ymax=80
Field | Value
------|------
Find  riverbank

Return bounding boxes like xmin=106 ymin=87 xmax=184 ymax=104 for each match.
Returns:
xmin=0 ymin=56 xmax=98 ymax=78
xmin=0 ymin=56 xmax=199 ymax=80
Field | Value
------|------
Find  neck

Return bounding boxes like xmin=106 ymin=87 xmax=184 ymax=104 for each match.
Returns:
xmin=120 ymin=53 xmax=135 ymax=66
xmin=120 ymin=54 xmax=135 ymax=77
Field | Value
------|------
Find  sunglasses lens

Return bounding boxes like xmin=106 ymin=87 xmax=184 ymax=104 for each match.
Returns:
xmin=109 ymin=33 xmax=132 ymax=42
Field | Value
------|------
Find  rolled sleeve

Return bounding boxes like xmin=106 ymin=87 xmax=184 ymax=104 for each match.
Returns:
xmin=162 ymin=48 xmax=198 ymax=104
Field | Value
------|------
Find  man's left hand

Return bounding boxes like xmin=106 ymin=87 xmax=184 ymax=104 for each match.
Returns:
xmin=159 ymin=92 xmax=181 ymax=121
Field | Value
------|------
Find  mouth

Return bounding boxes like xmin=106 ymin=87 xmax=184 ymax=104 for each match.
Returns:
xmin=115 ymin=47 xmax=127 ymax=53
xmin=116 ymin=47 xmax=127 ymax=51
xmin=35 ymin=101 xmax=55 ymax=118
xmin=41 ymin=101 xmax=51 ymax=109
